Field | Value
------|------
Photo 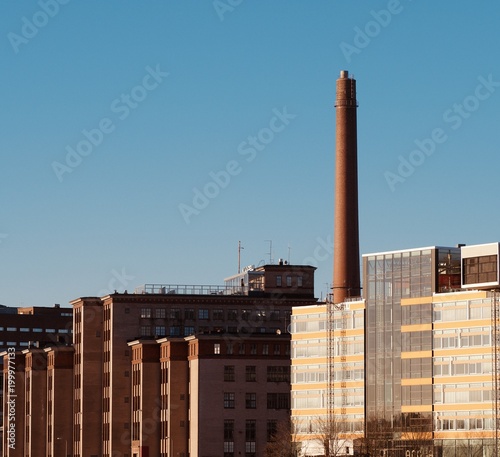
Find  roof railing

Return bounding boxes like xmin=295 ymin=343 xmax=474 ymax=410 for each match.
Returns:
xmin=134 ymin=284 xmax=263 ymax=296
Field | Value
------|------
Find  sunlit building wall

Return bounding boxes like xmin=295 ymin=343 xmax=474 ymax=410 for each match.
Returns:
xmin=402 ymin=290 xmax=497 ymax=455
xmin=291 ymin=300 xmax=365 ymax=456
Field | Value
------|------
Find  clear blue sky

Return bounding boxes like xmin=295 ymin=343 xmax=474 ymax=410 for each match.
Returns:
xmin=1 ymin=1 xmax=499 ymax=307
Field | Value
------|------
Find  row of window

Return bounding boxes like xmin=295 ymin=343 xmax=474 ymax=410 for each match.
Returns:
xmin=436 ymin=334 xmax=491 ymax=350
xmin=223 ymin=392 xmax=289 ymax=410
xmin=140 ymin=307 xmax=289 ymax=321
xmin=291 ymin=388 xmax=362 ymax=410
xmin=463 ymin=254 xmax=498 ymax=285
xmin=433 ymin=300 xmax=491 ymax=321
xmin=294 ymin=414 xmax=364 ymax=434
xmin=434 ymin=386 xmax=492 ymax=404
xmin=402 ymin=327 xmax=491 ymax=352
xmin=215 ymin=342 xmax=288 ymax=356
xmin=290 ymin=312 xmax=364 ymax=334
xmin=0 ymin=327 xmax=70 ymax=333
xmin=435 ymin=416 xmax=494 ymax=431
xmin=223 ymin=419 xmax=260 ymax=457
xmin=275 ymin=275 xmax=303 ymax=287
xmin=223 ymin=365 xmax=290 ymax=383
xmin=434 ymin=360 xmax=492 ymax=376
xmin=224 ymin=418 xmax=278 ymax=441
xmin=0 ymin=341 xmax=30 ymax=347
xmin=141 ymin=325 xmax=282 ymax=338
xmin=292 ymin=337 xmax=365 ymax=359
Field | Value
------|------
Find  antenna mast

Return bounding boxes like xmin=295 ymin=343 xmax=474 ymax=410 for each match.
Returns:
xmin=265 ymin=240 xmax=273 ymax=264
xmin=238 ymin=241 xmax=244 ymax=274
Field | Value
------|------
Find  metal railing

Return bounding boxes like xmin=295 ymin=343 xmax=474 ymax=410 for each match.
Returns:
xmin=134 ymin=284 xmax=263 ymax=296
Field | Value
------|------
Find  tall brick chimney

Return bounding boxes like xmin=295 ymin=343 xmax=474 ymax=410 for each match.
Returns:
xmin=333 ymin=70 xmax=361 ymax=304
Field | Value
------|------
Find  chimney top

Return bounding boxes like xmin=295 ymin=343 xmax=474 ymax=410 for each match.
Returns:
xmin=340 ymin=70 xmax=349 ymax=78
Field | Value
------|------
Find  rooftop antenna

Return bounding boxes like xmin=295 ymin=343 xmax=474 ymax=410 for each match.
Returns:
xmin=265 ymin=240 xmax=273 ymax=264
xmin=287 ymin=244 xmax=291 ymax=264
xmin=238 ymin=241 xmax=244 ymax=274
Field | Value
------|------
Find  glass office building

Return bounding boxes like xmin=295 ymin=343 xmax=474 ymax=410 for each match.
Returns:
xmin=363 ymin=246 xmax=461 ymax=425
xmin=291 ymin=244 xmax=499 ymax=457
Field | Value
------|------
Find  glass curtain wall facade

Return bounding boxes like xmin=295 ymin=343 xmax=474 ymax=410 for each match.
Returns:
xmin=363 ymin=247 xmax=461 ymax=426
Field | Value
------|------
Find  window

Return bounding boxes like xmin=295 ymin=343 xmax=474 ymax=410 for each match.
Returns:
xmin=224 ymin=441 xmax=234 ymax=457
xmin=224 ymin=392 xmax=235 ymax=409
xmin=169 ymin=308 xmax=180 ymax=319
xmin=7 ymin=327 xmax=16 ymax=331
xmin=297 ymin=276 xmax=303 ymax=287
xmin=20 ymin=328 xmax=29 ymax=332
xmin=286 ymin=276 xmax=292 ymax=287
xmin=140 ymin=308 xmax=151 ymax=318
xmin=154 ymin=326 xmax=166 ymax=336
xmin=267 ymin=393 xmax=290 ymax=409
xmin=140 ymin=326 xmax=151 ymax=337
xmin=224 ymin=419 xmax=234 ymax=440
xmin=198 ymin=309 xmax=209 ymax=320
xmin=267 ymin=366 xmax=290 ymax=382
xmin=245 ymin=442 xmax=256 ymax=457
xmin=263 ymin=344 xmax=269 ymax=355
xmin=245 ymin=393 xmax=256 ymax=409
xmin=184 ymin=326 xmax=194 ymax=336
xmin=245 ymin=420 xmax=256 ymax=457
xmin=184 ymin=308 xmax=195 ymax=320
xmin=250 ymin=344 xmax=257 ymax=355
xmin=213 ymin=309 xmax=224 ymax=320
xmin=239 ymin=344 xmax=245 ymax=355
xmin=155 ymin=308 xmax=166 ymax=319
xmin=270 ymin=310 xmax=280 ymax=321
xmin=227 ymin=343 xmax=233 ymax=355
xmin=246 ymin=366 xmax=256 ymax=382
xmin=276 ymin=276 xmax=282 ymax=287
xmin=227 ymin=309 xmax=238 ymax=321
xmin=169 ymin=326 xmax=181 ymax=336
xmin=214 ymin=343 xmax=221 ymax=354
xmin=463 ymin=255 xmax=498 ymax=285
xmin=267 ymin=420 xmax=277 ymax=441
xmin=224 ymin=366 xmax=235 ymax=382
xmin=274 ymin=344 xmax=281 ymax=355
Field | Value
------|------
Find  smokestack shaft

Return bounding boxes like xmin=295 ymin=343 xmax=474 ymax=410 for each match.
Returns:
xmin=333 ymin=70 xmax=361 ymax=303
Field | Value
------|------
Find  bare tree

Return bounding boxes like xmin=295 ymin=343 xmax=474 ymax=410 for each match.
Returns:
xmin=455 ymin=436 xmax=485 ymax=457
xmin=355 ymin=415 xmax=394 ymax=457
xmin=266 ymin=418 xmax=300 ymax=457
xmin=310 ymin=415 xmax=352 ymax=457
xmin=400 ymin=412 xmax=433 ymax=457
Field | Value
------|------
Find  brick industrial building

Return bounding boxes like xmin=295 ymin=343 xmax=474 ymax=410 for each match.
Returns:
xmin=129 ymin=332 xmax=292 ymax=457
xmin=3 ymin=263 xmax=317 ymax=456
xmin=0 ymin=305 xmax=73 ymax=457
